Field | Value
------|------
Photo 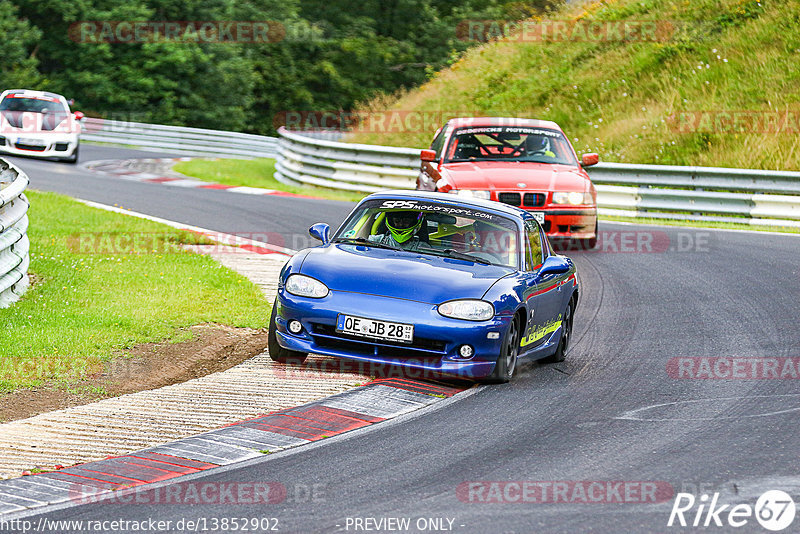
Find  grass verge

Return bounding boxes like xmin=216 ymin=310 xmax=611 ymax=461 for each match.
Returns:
xmin=0 ymin=190 xmax=270 ymax=394
xmin=349 ymin=0 xmax=800 ymax=171
xmin=173 ymin=158 xmax=365 ymax=203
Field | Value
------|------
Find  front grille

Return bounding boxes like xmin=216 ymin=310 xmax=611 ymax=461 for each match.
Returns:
xmin=311 ymin=323 xmax=447 ymax=356
xmin=543 ymin=220 xmax=552 ymax=232
xmin=523 ymin=193 xmax=546 ymax=207
xmin=312 ymin=336 xmax=444 ymax=364
xmin=498 ymin=192 xmax=521 ymax=206
xmin=15 ymin=143 xmax=46 ymax=152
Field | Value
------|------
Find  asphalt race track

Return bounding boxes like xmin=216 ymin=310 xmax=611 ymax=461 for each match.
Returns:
xmin=5 ymin=145 xmax=800 ymax=533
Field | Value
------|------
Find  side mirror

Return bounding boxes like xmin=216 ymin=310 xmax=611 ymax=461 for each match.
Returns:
xmin=537 ymin=255 xmax=570 ymax=278
xmin=309 ymin=223 xmax=330 ymax=245
xmin=420 ymin=149 xmax=437 ymax=162
xmin=581 ymin=153 xmax=599 ymax=167
xmin=73 ymin=111 xmax=85 ymax=121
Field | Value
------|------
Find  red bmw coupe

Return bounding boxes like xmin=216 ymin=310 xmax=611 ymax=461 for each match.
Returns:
xmin=417 ymin=117 xmax=599 ymax=248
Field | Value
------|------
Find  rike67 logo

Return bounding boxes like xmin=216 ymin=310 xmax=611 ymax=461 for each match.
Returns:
xmin=668 ymin=490 xmax=796 ymax=531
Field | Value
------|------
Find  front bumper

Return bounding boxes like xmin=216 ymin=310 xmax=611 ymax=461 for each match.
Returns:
xmin=274 ymin=288 xmax=512 ymax=380
xmin=486 ymin=191 xmax=597 ymax=239
xmin=0 ymin=134 xmax=79 ymax=158
xmin=536 ymin=208 xmax=597 ymax=239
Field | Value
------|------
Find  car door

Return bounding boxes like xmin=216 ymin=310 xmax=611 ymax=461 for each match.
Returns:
xmin=418 ymin=127 xmax=446 ymax=190
xmin=519 ymin=220 xmax=564 ymax=351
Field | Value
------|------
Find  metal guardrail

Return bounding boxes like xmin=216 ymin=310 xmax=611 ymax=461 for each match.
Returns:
xmin=274 ymin=128 xmax=800 ymax=227
xmin=274 ymin=128 xmax=419 ymax=192
xmin=588 ymin=162 xmax=800 ymax=226
xmin=81 ymin=118 xmax=278 ymax=158
xmin=0 ymin=159 xmax=30 ymax=307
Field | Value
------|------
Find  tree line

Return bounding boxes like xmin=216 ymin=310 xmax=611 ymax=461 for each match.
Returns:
xmin=0 ymin=0 xmax=557 ymax=135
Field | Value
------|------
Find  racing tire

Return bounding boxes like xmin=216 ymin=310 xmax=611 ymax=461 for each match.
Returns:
xmin=62 ymin=145 xmax=79 ymax=164
xmin=484 ymin=315 xmax=520 ymax=383
xmin=542 ymin=299 xmax=573 ymax=364
xmin=268 ymin=301 xmax=308 ymax=364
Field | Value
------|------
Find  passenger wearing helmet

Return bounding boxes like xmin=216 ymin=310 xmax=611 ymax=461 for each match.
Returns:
xmin=525 ymin=135 xmax=555 ymax=158
xmin=370 ymin=210 xmax=426 ymax=249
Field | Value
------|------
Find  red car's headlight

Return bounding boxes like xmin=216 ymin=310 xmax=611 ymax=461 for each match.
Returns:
xmin=552 ymin=192 xmax=593 ymax=205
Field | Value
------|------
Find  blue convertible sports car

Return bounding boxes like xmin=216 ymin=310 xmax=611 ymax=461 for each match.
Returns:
xmin=268 ymin=191 xmax=580 ymax=383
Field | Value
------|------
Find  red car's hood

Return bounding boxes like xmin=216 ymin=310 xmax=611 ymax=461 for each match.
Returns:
xmin=441 ymin=161 xmax=590 ymax=192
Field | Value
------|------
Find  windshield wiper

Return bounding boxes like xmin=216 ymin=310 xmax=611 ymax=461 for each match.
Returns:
xmin=443 ymin=248 xmax=493 ymax=265
xmin=519 ymin=158 xmax=558 ymax=164
xmin=332 ymin=237 xmax=401 ymax=251
xmin=417 ymin=246 xmax=492 ymax=265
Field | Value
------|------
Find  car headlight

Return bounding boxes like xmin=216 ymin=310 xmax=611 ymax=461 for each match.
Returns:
xmin=285 ymin=274 xmax=329 ymax=298
xmin=553 ymin=191 xmax=592 ymax=205
xmin=438 ymin=299 xmax=495 ymax=321
xmin=452 ymin=190 xmax=491 ymax=200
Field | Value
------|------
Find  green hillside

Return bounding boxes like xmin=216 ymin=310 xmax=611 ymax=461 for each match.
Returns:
xmin=350 ymin=0 xmax=800 ymax=170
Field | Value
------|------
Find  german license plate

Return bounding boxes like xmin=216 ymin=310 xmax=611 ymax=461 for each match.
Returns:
xmin=17 ymin=138 xmax=45 ymax=146
xmin=336 ymin=314 xmax=414 ymax=344
xmin=530 ymin=211 xmax=545 ymax=225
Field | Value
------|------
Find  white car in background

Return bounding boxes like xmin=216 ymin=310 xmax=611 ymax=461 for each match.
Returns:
xmin=0 ymin=89 xmax=83 ymax=163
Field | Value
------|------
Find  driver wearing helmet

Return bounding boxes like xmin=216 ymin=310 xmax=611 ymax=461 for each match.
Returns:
xmin=370 ymin=210 xmax=426 ymax=249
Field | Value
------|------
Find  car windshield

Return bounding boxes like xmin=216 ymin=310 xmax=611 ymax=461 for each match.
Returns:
xmin=0 ymin=96 xmax=68 ymax=115
xmin=444 ymin=126 xmax=577 ymax=165
xmin=333 ymin=198 xmax=520 ymax=268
